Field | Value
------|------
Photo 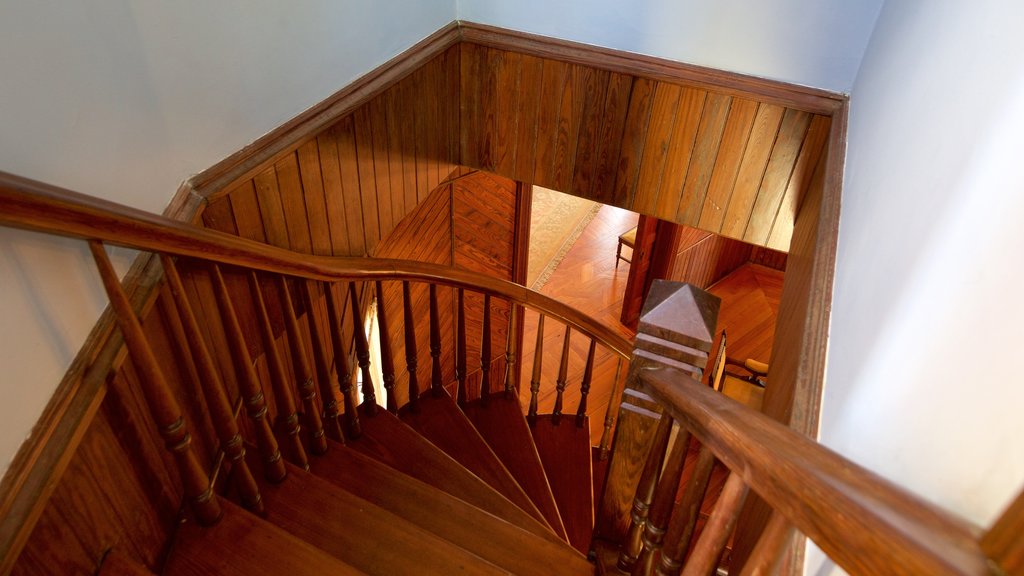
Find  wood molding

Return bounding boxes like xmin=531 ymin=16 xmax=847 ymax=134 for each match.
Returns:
xmin=458 ymin=21 xmax=846 ymax=115
xmin=190 ymin=21 xmax=462 ymax=200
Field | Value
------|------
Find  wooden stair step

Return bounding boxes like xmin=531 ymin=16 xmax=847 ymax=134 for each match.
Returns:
xmin=346 ymin=404 xmax=559 ymax=542
xmin=164 ymin=499 xmax=363 ymax=576
xmin=531 ymin=415 xmax=596 ymax=554
xmin=462 ymin=394 xmax=569 ymax=541
xmin=245 ymin=461 xmax=509 ymax=575
xmin=97 ymin=551 xmax=156 ymax=575
xmin=308 ymin=441 xmax=593 ymax=575
xmin=397 ymin=392 xmax=551 ymax=529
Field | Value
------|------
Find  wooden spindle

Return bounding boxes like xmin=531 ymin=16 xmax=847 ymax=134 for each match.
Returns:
xmin=277 ymin=277 xmax=327 ymax=455
xmin=657 ymin=444 xmax=717 ymax=576
xmin=680 ymin=472 xmax=749 ymax=576
xmin=737 ymin=511 xmax=794 ymax=576
xmin=428 ymin=283 xmax=443 ymax=395
xmin=633 ymin=428 xmax=693 ymax=576
xmin=90 ymin=242 xmax=221 ymax=525
xmin=552 ymin=325 xmax=572 ymax=422
xmin=161 ymin=255 xmax=262 ymax=514
xmin=301 ymin=281 xmax=346 ymax=443
xmin=503 ymin=302 xmax=518 ymax=397
xmin=576 ymin=338 xmax=596 ymax=427
xmin=528 ymin=313 xmax=546 ymax=424
xmin=480 ymin=293 xmax=492 ymax=401
xmin=210 ymin=264 xmax=287 ymax=483
xmin=323 ymin=283 xmax=360 ymax=438
xmin=402 ymin=281 xmax=420 ymax=412
xmin=374 ymin=281 xmax=398 ymax=413
xmin=599 ymin=357 xmax=624 ymax=459
xmin=456 ymin=288 xmax=468 ymax=406
xmin=249 ymin=272 xmax=308 ymax=471
xmin=619 ymin=411 xmax=673 ymax=571
xmin=349 ymin=283 xmax=378 ymax=414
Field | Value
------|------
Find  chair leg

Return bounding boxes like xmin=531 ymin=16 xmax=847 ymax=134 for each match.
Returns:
xmin=616 ymin=241 xmax=622 ymax=268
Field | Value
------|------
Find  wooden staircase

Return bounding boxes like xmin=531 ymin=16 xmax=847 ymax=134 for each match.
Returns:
xmin=160 ymin=389 xmax=596 ymax=575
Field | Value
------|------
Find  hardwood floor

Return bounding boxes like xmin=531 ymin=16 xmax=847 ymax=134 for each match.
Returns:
xmin=519 ymin=203 xmax=784 ymax=447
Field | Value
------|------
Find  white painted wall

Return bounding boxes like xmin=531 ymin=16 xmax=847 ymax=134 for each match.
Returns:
xmin=457 ymin=0 xmax=883 ymax=93
xmin=0 ymin=0 xmax=453 ymax=475
xmin=811 ymin=0 xmax=1024 ymax=572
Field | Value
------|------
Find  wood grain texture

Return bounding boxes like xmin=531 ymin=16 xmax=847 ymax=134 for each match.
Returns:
xmin=308 ymin=440 xmax=590 ymax=574
xmin=641 ymin=367 xmax=991 ymax=576
xmin=530 ymin=415 xmax=595 ymax=554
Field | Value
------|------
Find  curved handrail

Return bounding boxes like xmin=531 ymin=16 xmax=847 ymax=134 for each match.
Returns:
xmin=0 ymin=171 xmax=631 ymax=359
xmin=639 ymin=366 xmax=991 ymax=576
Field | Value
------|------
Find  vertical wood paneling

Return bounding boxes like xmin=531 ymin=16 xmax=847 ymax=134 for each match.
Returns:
xmin=674 ymin=92 xmax=732 ymax=225
xmin=534 ymin=59 xmax=569 ymax=186
xmin=654 ymin=87 xmax=707 ymax=219
xmin=570 ymin=68 xmax=611 ymax=200
xmin=743 ymin=109 xmax=812 ymax=245
xmin=632 ymin=83 xmax=682 ymax=211
xmin=721 ymin=103 xmax=786 ymax=238
xmin=589 ymin=72 xmax=634 ymax=206
xmin=767 ymin=115 xmax=831 ymax=251
xmin=697 ymin=98 xmax=759 ymax=232
xmin=315 ymin=127 xmax=351 ymax=255
xmin=274 ymin=152 xmax=314 ymax=254
xmin=252 ymin=167 xmax=290 ymax=248
xmin=512 ymin=54 xmax=545 ymax=183
xmin=611 ymin=77 xmax=656 ymax=208
xmin=228 ymin=180 xmax=268 ymax=243
xmin=296 ymin=140 xmax=333 ymax=256
xmin=334 ymin=116 xmax=368 ymax=256
xmin=493 ymin=49 xmax=521 ymax=177
xmin=352 ymin=106 xmax=381 ymax=254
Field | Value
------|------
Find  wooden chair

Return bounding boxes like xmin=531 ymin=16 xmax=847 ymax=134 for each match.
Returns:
xmin=615 ymin=226 xmax=637 ymax=268
xmin=708 ymin=330 xmax=767 ymax=411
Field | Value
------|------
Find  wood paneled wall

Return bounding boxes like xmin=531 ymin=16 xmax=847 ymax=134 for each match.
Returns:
xmin=458 ymin=42 xmax=832 ymax=251
xmin=666 ymin=225 xmax=754 ymax=289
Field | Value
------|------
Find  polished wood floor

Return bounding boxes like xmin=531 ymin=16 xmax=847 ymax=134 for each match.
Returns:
xmin=519 ymin=203 xmax=784 ymax=447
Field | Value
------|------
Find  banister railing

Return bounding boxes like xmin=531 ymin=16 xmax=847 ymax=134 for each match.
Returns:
xmin=596 ymin=280 xmax=1016 ymax=576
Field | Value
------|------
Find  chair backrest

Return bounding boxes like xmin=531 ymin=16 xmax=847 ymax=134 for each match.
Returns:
xmin=709 ymin=330 xmax=727 ymax=391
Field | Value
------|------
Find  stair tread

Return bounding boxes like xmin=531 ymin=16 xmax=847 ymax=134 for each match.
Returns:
xmin=251 ymin=461 xmax=518 ymax=574
xmin=97 ymin=551 xmax=155 ymax=576
xmin=532 ymin=414 xmax=596 ymax=554
xmin=309 ymin=441 xmax=593 ymax=575
xmin=462 ymin=394 xmax=569 ymax=541
xmin=399 ymin=392 xmax=551 ymax=529
xmin=164 ymin=499 xmax=364 ymax=576
xmin=347 ymin=404 xmax=559 ymax=542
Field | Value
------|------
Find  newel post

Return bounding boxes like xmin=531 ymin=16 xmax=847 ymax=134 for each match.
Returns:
xmin=594 ymin=281 xmax=720 ymax=546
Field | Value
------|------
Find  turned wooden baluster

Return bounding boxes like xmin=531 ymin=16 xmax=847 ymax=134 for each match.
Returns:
xmin=402 ymin=282 xmax=421 ymax=412
xmin=576 ymin=338 xmax=596 ymax=427
xmin=480 ymin=293 xmax=492 ymax=402
xmin=599 ymin=357 xmax=625 ymax=459
xmin=528 ymin=313 xmax=546 ymax=424
xmin=455 ymin=288 xmax=468 ymax=406
xmin=249 ymin=272 xmax=309 ymax=471
xmin=301 ymin=281 xmax=346 ymax=443
xmin=210 ymin=264 xmax=287 ymax=483
xmin=322 ymin=282 xmax=360 ymax=439
xmin=374 ymin=281 xmax=398 ymax=413
xmin=737 ymin=511 xmax=795 ymax=576
xmin=633 ymin=427 xmax=693 ymax=576
xmin=503 ymin=303 xmax=519 ymax=398
xmin=90 ymin=242 xmax=222 ymax=525
xmin=160 ymin=255 xmax=262 ymax=514
xmin=552 ymin=325 xmax=572 ymax=423
xmin=680 ymin=472 xmax=749 ymax=576
xmin=277 ymin=277 xmax=328 ymax=455
xmin=619 ymin=411 xmax=674 ymax=571
xmin=658 ymin=444 xmax=718 ymax=575
xmin=349 ymin=283 xmax=378 ymax=414
xmin=428 ymin=283 xmax=443 ymax=395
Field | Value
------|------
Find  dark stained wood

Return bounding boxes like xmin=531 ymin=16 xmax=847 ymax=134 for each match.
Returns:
xmin=983 ymin=487 xmax=1024 ymax=575
xmin=429 ymin=284 xmax=444 ymax=394
xmin=456 ymin=288 xmax=468 ymax=405
xmin=401 ymin=281 xmax=421 ymax=411
xmin=210 ymin=264 xmax=286 ymax=483
xmin=374 ymin=281 xmax=399 ymax=412
xmin=162 ymin=257 xmax=262 ymax=513
xmin=90 ymin=243 xmax=221 ymax=526
xmin=462 ymin=395 xmax=568 ymax=541
xmin=97 ymin=551 xmax=156 ymax=576
xmin=248 ymin=462 xmax=512 ymax=575
xmin=576 ymin=339 xmax=596 ymax=426
xmin=681 ymin=472 xmax=749 ymax=576
xmin=531 ymin=415 xmax=595 ymax=554
xmin=618 ymin=412 xmax=673 ymax=571
xmin=277 ymin=277 xmax=328 ymax=454
xmin=633 ymin=428 xmax=691 ymax=576
xmin=308 ymin=440 xmax=590 ymax=574
xmin=737 ymin=512 xmax=795 ymax=576
xmin=528 ymin=314 xmax=546 ymax=421
xmin=552 ymin=326 xmax=572 ymax=419
xmin=398 ymin=392 xmax=549 ymax=528
xmin=163 ymin=500 xmax=361 ymax=576
xmin=345 ymin=405 xmax=559 ymax=543
xmin=348 ymin=282 xmax=378 ymax=413
xmin=303 ymin=281 xmax=347 ymax=442
xmin=658 ymin=444 xmax=717 ymax=576
xmin=641 ymin=367 xmax=991 ymax=576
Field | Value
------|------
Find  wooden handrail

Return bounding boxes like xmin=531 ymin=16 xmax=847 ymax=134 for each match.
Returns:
xmin=638 ymin=366 xmax=992 ymax=575
xmin=0 ymin=171 xmax=631 ymax=360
